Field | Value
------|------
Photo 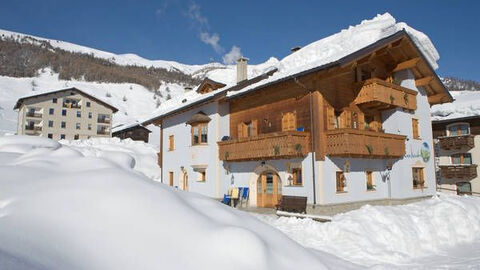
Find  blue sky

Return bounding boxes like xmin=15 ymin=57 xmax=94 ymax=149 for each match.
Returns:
xmin=0 ymin=0 xmax=479 ymax=80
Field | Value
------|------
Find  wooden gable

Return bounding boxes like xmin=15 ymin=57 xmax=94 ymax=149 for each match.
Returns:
xmin=196 ymin=78 xmax=226 ymax=94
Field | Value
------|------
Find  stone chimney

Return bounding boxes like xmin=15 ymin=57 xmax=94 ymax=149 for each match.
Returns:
xmin=236 ymin=57 xmax=249 ymax=83
xmin=290 ymin=46 xmax=301 ymax=53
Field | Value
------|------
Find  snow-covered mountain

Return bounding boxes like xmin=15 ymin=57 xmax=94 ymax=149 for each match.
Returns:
xmin=441 ymin=77 xmax=480 ymax=92
xmin=0 ymin=28 xmax=278 ymax=135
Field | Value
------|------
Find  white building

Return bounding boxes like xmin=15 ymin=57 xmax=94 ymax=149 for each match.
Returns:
xmin=15 ymin=87 xmax=118 ymax=140
xmin=144 ymin=20 xmax=452 ymax=213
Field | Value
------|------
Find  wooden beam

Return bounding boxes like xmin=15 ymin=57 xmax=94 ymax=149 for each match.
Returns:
xmin=428 ymin=93 xmax=448 ymax=104
xmin=393 ymin=57 xmax=420 ymax=72
xmin=415 ymin=76 xmax=434 ymax=87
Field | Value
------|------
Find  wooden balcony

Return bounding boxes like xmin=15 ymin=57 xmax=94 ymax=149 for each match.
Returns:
xmin=218 ymin=131 xmax=310 ymax=161
xmin=325 ymin=128 xmax=406 ymax=158
xmin=355 ymin=78 xmax=417 ymax=111
xmin=439 ymin=164 xmax=478 ymax=179
xmin=438 ymin=135 xmax=475 ymax=150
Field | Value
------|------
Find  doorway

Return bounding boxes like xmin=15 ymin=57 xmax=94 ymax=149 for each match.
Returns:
xmin=182 ymin=171 xmax=189 ymax=191
xmin=257 ymin=172 xmax=281 ymax=208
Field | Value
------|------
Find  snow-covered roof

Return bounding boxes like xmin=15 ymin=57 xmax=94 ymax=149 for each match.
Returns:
xmin=112 ymin=121 xmax=150 ymax=133
xmin=431 ymin=91 xmax=480 ymax=121
xmin=14 ymin=87 xmax=119 ymax=112
xmin=143 ymin=13 xmax=449 ymax=124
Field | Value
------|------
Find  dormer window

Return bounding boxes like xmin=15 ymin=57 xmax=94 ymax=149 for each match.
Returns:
xmin=447 ymin=123 xmax=469 ymax=136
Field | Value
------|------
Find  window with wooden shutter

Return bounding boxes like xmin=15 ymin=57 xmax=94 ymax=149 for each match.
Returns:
xmin=412 ymin=118 xmax=419 ymax=139
xmin=237 ymin=123 xmax=244 ymax=139
xmin=168 ymin=135 xmax=174 ymax=151
xmin=169 ymin=171 xmax=174 ymax=186
xmin=412 ymin=167 xmax=425 ymax=189
xmin=250 ymin=119 xmax=258 ymax=136
xmin=336 ymin=171 xmax=347 ymax=193
xmin=366 ymin=171 xmax=375 ymax=191
xmin=282 ymin=112 xmax=296 ymax=131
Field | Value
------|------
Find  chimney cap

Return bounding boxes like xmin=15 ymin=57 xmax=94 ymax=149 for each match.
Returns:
xmin=290 ymin=46 xmax=301 ymax=53
xmin=237 ymin=56 xmax=249 ymax=62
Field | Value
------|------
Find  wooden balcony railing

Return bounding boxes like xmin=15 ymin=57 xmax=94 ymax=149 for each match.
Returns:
xmin=218 ymin=131 xmax=310 ymax=161
xmin=438 ymin=135 xmax=475 ymax=150
xmin=355 ymin=78 xmax=417 ymax=111
xmin=325 ymin=128 xmax=406 ymax=158
xmin=439 ymin=164 xmax=478 ymax=179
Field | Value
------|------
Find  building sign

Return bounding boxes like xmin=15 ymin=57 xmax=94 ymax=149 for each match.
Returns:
xmin=405 ymin=141 xmax=431 ymax=163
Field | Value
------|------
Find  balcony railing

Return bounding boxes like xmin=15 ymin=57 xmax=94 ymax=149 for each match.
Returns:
xmin=355 ymin=78 xmax=417 ymax=111
xmin=97 ymin=130 xmax=110 ymax=135
xmin=26 ymin=112 xmax=42 ymax=118
xmin=438 ymin=135 xmax=475 ymax=150
xmin=97 ymin=118 xmax=111 ymax=124
xmin=325 ymin=128 xmax=406 ymax=158
xmin=439 ymin=164 xmax=478 ymax=179
xmin=218 ymin=131 xmax=310 ymax=161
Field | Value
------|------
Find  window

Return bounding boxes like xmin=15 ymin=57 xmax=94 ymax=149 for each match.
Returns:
xmin=451 ymin=153 xmax=472 ymax=165
xmin=60 ymin=134 xmax=65 ymax=140
xmin=457 ymin=182 xmax=472 ymax=195
xmin=76 ymin=123 xmax=81 ymax=130
xmin=412 ymin=118 xmax=420 ymax=139
xmin=62 ymin=109 xmax=67 ymax=116
xmin=336 ymin=171 xmax=347 ymax=193
xmin=412 ymin=167 xmax=425 ymax=189
xmin=237 ymin=120 xmax=257 ymax=138
xmin=52 ymin=98 xmax=57 ymax=103
xmin=169 ymin=172 xmax=174 ymax=186
xmin=76 ymin=111 xmax=81 ymax=118
xmin=61 ymin=121 xmax=66 ymax=128
xmin=74 ymin=134 xmax=79 ymax=140
xmin=194 ymin=168 xmax=206 ymax=182
xmin=191 ymin=123 xmax=208 ymax=145
xmin=48 ymin=121 xmax=53 ymax=128
xmin=88 ymin=112 xmax=92 ymax=119
xmin=366 ymin=171 xmax=375 ymax=191
xmin=169 ymin=135 xmax=174 ymax=151
xmin=292 ymin=168 xmax=303 ymax=186
xmin=47 ymin=133 xmax=53 ymax=139
xmin=281 ymin=112 xmax=296 ymax=131
xmin=86 ymin=101 xmax=91 ymax=107
xmin=88 ymin=124 xmax=92 ymax=130
xmin=447 ymin=123 xmax=469 ymax=136
xmin=49 ymin=108 xmax=54 ymax=115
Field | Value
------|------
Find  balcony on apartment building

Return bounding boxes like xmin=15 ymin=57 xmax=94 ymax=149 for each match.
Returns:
xmin=97 ymin=115 xmax=111 ymax=124
xmin=325 ymin=128 xmax=406 ymax=158
xmin=439 ymin=164 xmax=478 ymax=179
xmin=438 ymin=135 xmax=475 ymax=150
xmin=25 ymin=124 xmax=42 ymax=135
xmin=26 ymin=108 xmax=42 ymax=118
xmin=354 ymin=78 xmax=417 ymax=111
xmin=218 ymin=131 xmax=310 ymax=161
xmin=97 ymin=128 xmax=110 ymax=135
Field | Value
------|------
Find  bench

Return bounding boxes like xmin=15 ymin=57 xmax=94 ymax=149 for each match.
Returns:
xmin=275 ymin=195 xmax=307 ymax=214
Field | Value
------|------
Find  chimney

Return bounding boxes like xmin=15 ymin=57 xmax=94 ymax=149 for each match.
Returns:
xmin=236 ymin=57 xmax=249 ymax=83
xmin=290 ymin=46 xmax=301 ymax=53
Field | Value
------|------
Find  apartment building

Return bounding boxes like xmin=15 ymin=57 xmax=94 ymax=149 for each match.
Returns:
xmin=433 ymin=116 xmax=480 ymax=194
xmin=144 ymin=27 xmax=452 ymax=212
xmin=15 ymin=87 xmax=118 ymax=140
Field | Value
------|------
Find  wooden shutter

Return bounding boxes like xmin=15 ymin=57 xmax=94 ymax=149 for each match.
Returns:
xmin=251 ymin=119 xmax=258 ymax=136
xmin=289 ymin=113 xmax=296 ymax=131
xmin=237 ymin=123 xmax=244 ymax=139
xmin=373 ymin=114 xmax=382 ymax=131
xmin=358 ymin=113 xmax=365 ymax=130
xmin=282 ymin=113 xmax=289 ymax=131
xmin=327 ymin=106 xmax=335 ymax=130
xmin=412 ymin=118 xmax=419 ymax=139
xmin=345 ymin=111 xmax=352 ymax=128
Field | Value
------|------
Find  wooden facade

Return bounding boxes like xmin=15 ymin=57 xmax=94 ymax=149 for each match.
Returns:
xmin=112 ymin=124 xmax=151 ymax=143
xmin=355 ymin=78 xmax=417 ymax=111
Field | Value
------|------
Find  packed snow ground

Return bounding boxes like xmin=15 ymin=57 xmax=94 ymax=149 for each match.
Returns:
xmin=1 ymin=135 xmax=480 ymax=269
xmin=256 ymin=194 xmax=480 ymax=269
xmin=0 ymin=135 xmax=356 ymax=270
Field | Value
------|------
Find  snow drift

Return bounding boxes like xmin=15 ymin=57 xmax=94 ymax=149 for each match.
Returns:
xmin=258 ymin=194 xmax=480 ymax=267
xmin=0 ymin=135 xmax=350 ymax=270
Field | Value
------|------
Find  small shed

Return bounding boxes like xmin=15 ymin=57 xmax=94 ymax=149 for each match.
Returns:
xmin=112 ymin=123 xmax=151 ymax=143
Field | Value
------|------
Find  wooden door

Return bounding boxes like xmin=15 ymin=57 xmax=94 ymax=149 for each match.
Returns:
xmin=182 ymin=172 xmax=188 ymax=191
xmin=257 ymin=172 xmax=281 ymax=208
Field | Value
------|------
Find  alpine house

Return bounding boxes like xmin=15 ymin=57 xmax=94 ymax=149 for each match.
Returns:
xmin=144 ymin=13 xmax=453 ymax=213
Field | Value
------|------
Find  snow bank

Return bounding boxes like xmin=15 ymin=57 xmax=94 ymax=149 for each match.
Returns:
xmin=60 ymin=137 xmax=160 ymax=180
xmin=257 ymin=194 xmax=480 ymax=267
xmin=431 ymin=90 xmax=480 ymax=120
xmin=0 ymin=135 xmax=350 ymax=270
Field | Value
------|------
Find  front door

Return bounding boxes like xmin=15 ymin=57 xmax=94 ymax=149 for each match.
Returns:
xmin=257 ymin=172 xmax=281 ymax=208
xmin=182 ymin=172 xmax=189 ymax=191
